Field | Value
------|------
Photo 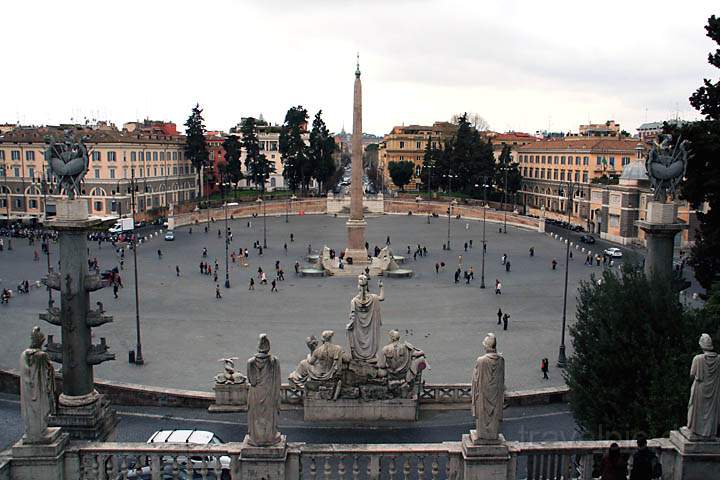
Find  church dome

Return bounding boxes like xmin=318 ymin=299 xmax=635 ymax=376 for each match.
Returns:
xmin=620 ymin=159 xmax=648 ymax=183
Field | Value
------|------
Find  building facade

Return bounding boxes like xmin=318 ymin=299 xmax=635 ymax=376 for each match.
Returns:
xmin=0 ymin=121 xmax=197 ymax=221
xmin=379 ymin=122 xmax=456 ymax=191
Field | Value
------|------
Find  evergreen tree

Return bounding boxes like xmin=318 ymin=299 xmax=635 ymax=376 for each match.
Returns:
xmin=667 ymin=15 xmax=720 ymax=293
xmin=441 ymin=113 xmax=495 ymax=194
xmin=280 ymin=106 xmax=310 ymax=194
xmin=184 ymin=103 xmax=210 ymax=197
xmin=420 ymin=136 xmax=440 ymax=192
xmin=565 ymin=265 xmax=719 ymax=439
xmin=388 ymin=160 xmax=414 ymax=191
xmin=241 ymin=117 xmax=275 ymax=193
xmin=221 ymin=134 xmax=243 ymax=193
xmin=494 ymin=144 xmax=521 ymax=203
xmin=308 ymin=110 xmax=337 ymax=193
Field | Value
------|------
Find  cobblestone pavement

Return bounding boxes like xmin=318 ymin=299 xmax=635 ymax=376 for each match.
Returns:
xmin=0 ymin=213 xmax=626 ymax=392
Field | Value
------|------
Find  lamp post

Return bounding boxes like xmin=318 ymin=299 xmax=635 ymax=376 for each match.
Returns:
xmin=424 ymin=163 xmax=434 ymax=224
xmin=286 ymin=194 xmax=297 ymax=223
xmin=3 ymin=162 xmax=11 ymax=250
xmin=443 ymin=173 xmax=456 ymax=249
xmin=256 ymin=196 xmax=267 ymax=249
xmin=129 ymin=170 xmax=143 ymax=365
xmin=221 ymin=173 xmax=230 ymax=289
xmin=42 ymin=167 xmax=53 ymax=306
xmin=557 ymin=181 xmax=574 ymax=369
xmin=502 ymin=164 xmax=509 ymax=234
xmin=480 ymin=178 xmax=490 ymax=289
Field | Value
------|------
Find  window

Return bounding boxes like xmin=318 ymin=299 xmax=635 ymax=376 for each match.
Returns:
xmin=153 ymin=152 xmax=158 ymax=161
xmin=553 ymin=169 xmax=558 ymax=180
xmin=139 ymin=152 xmax=144 ymax=161
xmin=26 ymin=151 xmax=35 ymax=161
xmin=14 ymin=198 xmax=22 ymax=208
xmin=29 ymin=199 xmax=37 ymax=209
xmin=173 ymin=166 xmax=178 ymax=175
xmin=92 ymin=151 xmax=101 ymax=161
xmin=583 ymin=172 xmax=589 ymax=183
xmin=609 ymin=214 xmax=620 ymax=228
xmin=541 ymin=155 xmax=546 ymax=164
xmin=109 ymin=169 xmax=115 ymax=179
xmin=561 ymin=156 xmax=566 ymax=165
xmin=416 ymin=142 xmax=421 ymax=149
xmin=399 ymin=141 xmax=405 ymax=149
xmin=160 ymin=152 xmax=165 ymax=161
xmin=553 ymin=156 xmax=558 ymax=164
xmin=575 ymin=171 xmax=580 ymax=182
xmin=11 ymin=150 xmax=20 ymax=161
xmin=560 ymin=171 xmax=565 ymax=181
xmin=622 ymin=156 xmax=630 ymax=166
xmin=172 ymin=152 xmax=177 ymax=161
xmin=140 ymin=168 xmax=144 ymax=177
xmin=596 ymin=156 xmax=603 ymax=166
xmin=94 ymin=201 xmax=103 ymax=212
xmin=161 ymin=167 xmax=164 ymax=176
xmin=154 ymin=167 xmax=157 ymax=176
xmin=609 ymin=156 xmax=615 ymax=167
xmin=28 ymin=167 xmax=34 ymax=179
xmin=0 ymin=165 xmax=4 ymax=176
xmin=583 ymin=156 xmax=589 ymax=165
xmin=0 ymin=151 xmax=4 ymax=160
xmin=131 ymin=152 xmax=137 ymax=162
xmin=523 ymin=167 xmax=528 ymax=176
xmin=14 ymin=167 xmax=20 ymax=177
xmin=108 ymin=151 xmax=116 ymax=162
xmin=94 ymin=169 xmax=100 ymax=179
xmin=415 ymin=165 xmax=421 ymax=177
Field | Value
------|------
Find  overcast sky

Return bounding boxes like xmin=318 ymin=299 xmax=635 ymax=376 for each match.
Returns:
xmin=1 ymin=1 xmax=717 ymax=136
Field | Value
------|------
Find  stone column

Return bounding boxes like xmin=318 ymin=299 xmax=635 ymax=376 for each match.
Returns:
xmin=636 ymin=201 xmax=685 ymax=280
xmin=345 ymin=58 xmax=369 ymax=264
xmin=42 ymin=198 xmax=117 ymax=441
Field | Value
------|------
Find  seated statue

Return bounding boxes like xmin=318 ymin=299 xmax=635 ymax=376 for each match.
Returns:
xmin=376 ymin=329 xmax=428 ymax=386
xmin=289 ymin=331 xmax=346 ymax=389
xmin=214 ymin=357 xmax=248 ymax=384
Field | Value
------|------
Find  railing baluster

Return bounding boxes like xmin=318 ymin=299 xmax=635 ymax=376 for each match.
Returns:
xmin=230 ymin=454 xmax=240 ymax=480
xmin=403 ymin=458 xmax=411 ymax=480
xmin=563 ymin=453 xmax=574 ymax=480
xmin=417 ymin=455 xmax=425 ymax=480
xmin=353 ymin=455 xmax=360 ymax=480
xmin=150 ymin=454 xmax=162 ymax=480
xmin=508 ymin=452 xmax=517 ymax=480
xmin=388 ymin=456 xmax=397 ymax=480
xmin=338 ymin=456 xmax=347 ymax=480
xmin=580 ymin=453 xmax=593 ymax=480
xmin=187 ymin=457 xmax=194 ymax=479
xmin=201 ymin=457 xmax=209 ymax=480
xmin=527 ymin=454 xmax=536 ymax=480
xmin=554 ymin=453 xmax=562 ymax=480
xmin=431 ymin=457 xmax=439 ymax=480
xmin=120 ymin=456 xmax=128 ymax=480
xmin=324 ymin=456 xmax=333 ymax=480
xmin=369 ymin=455 xmax=380 ymax=480
xmin=309 ymin=456 xmax=317 ymax=480
xmin=171 ymin=456 xmax=180 ymax=480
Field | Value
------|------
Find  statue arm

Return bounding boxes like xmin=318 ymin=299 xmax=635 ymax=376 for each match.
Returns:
xmin=377 ymin=282 xmax=385 ymax=301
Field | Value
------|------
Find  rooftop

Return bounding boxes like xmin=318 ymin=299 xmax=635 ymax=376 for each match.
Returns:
xmin=517 ymin=138 xmax=640 ymax=153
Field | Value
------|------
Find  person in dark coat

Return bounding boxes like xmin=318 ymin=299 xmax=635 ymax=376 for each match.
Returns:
xmin=497 ymin=308 xmax=503 ymax=325
xmin=630 ymin=435 xmax=661 ymax=480
xmin=596 ymin=443 xmax=627 ymax=480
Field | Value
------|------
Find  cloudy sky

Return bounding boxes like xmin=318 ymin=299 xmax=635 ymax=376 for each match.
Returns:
xmin=1 ymin=1 xmax=716 ymax=135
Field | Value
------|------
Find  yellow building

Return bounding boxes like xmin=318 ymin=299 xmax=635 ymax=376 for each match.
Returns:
xmin=0 ymin=121 xmax=197 ymax=221
xmin=379 ymin=122 xmax=455 ymax=191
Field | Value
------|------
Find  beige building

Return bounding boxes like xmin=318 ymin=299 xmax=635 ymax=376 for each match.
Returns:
xmin=0 ymin=121 xmax=197 ymax=221
xmin=379 ymin=122 xmax=456 ymax=190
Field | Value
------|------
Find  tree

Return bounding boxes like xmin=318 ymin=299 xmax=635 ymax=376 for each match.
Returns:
xmin=388 ymin=160 xmax=414 ymax=191
xmin=184 ymin=104 xmax=210 ymax=197
xmin=241 ymin=117 xmax=275 ymax=193
xmin=420 ymin=136 xmax=441 ymax=193
xmin=451 ymin=113 xmax=490 ymax=131
xmin=221 ymin=134 xmax=243 ymax=192
xmin=308 ymin=110 xmax=337 ymax=193
xmin=441 ymin=113 xmax=495 ymax=195
xmin=494 ymin=144 xmax=521 ymax=204
xmin=666 ymin=15 xmax=720 ymax=293
xmin=565 ymin=265 xmax=719 ymax=439
xmin=280 ymin=106 xmax=310 ymax=194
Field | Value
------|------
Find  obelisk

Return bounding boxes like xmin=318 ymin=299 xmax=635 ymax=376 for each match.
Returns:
xmin=345 ymin=54 xmax=369 ymax=264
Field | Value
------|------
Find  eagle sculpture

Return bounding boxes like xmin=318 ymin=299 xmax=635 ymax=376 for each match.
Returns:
xmin=44 ymin=130 xmax=89 ymax=199
xmin=645 ymin=134 xmax=689 ymax=202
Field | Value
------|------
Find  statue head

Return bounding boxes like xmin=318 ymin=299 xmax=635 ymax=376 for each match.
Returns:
xmin=321 ymin=330 xmax=335 ymax=343
xmin=388 ymin=329 xmax=401 ymax=342
xmin=482 ymin=333 xmax=497 ymax=353
xmin=699 ymin=334 xmax=714 ymax=352
xmin=257 ymin=333 xmax=271 ymax=354
xmin=306 ymin=335 xmax=319 ymax=353
xmin=30 ymin=326 xmax=45 ymax=349
xmin=358 ymin=273 xmax=369 ymax=290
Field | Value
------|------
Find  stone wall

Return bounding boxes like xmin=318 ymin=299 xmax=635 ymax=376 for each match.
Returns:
xmin=171 ymin=198 xmax=327 ymax=228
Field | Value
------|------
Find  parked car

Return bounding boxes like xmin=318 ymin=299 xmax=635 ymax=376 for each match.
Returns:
xmin=164 ymin=231 xmax=175 ymax=241
xmin=579 ymin=235 xmax=596 ymax=244
xmin=604 ymin=247 xmax=623 ymax=258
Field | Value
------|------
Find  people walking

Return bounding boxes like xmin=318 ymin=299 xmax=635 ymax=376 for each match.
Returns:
xmin=529 ymin=246 xmax=534 ymax=257
xmin=596 ymin=443 xmax=627 ymax=480
xmin=505 ymin=261 xmax=511 ymax=272
xmin=435 ymin=262 xmax=440 ymax=275
xmin=454 ymin=268 xmax=461 ymax=284
xmin=541 ymin=358 xmax=549 ymax=379
xmin=495 ymin=279 xmax=502 ymax=295
xmin=215 ymin=284 xmax=222 ymax=299
xmin=260 ymin=272 xmax=268 ymax=285
xmin=502 ymin=313 xmax=509 ymax=330
xmin=176 ymin=265 xmax=180 ymax=277
xmin=497 ymin=308 xmax=502 ymax=325
xmin=552 ymin=258 xmax=558 ymax=270
xmin=629 ymin=435 xmax=661 ymax=480
xmin=249 ymin=278 xmax=255 ymax=290
xmin=501 ymin=253 xmax=507 ymax=265
xmin=271 ymin=279 xmax=278 ymax=292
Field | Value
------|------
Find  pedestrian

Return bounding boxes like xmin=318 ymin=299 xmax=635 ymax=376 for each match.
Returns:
xmin=120 ymin=259 xmax=124 ymax=270
xmin=216 ymin=284 xmax=222 ymax=299
xmin=629 ymin=435 xmax=661 ymax=480
xmin=294 ymin=261 xmax=300 ymax=275
xmin=386 ymin=235 xmax=391 ymax=245
xmin=413 ymin=251 xmax=418 ymax=261
xmin=458 ymin=255 xmax=463 ymax=266
xmin=495 ymin=280 xmax=502 ymax=295
xmin=529 ymin=246 xmax=534 ymax=257
xmin=218 ymin=229 xmax=222 ymax=238
xmin=278 ymin=269 xmax=285 ymax=281
xmin=213 ymin=271 xmax=218 ymax=283
xmin=202 ymin=247 xmax=207 ymax=258
xmin=469 ymin=239 xmax=473 ymax=248
xmin=483 ymin=243 xmax=487 ymax=253
xmin=595 ymin=443 xmax=627 ymax=480
xmin=113 ymin=281 xmax=119 ymax=299
xmin=157 ymin=249 xmax=162 ymax=259
xmin=258 ymin=246 xmax=263 ymax=256
xmin=454 ymin=268 xmax=461 ymax=284
xmin=552 ymin=259 xmax=557 ymax=270
xmin=569 ymin=250 xmax=573 ymax=260
xmin=407 ymin=245 xmax=411 ymax=255
xmin=176 ymin=265 xmax=180 ymax=277
xmin=261 ymin=272 xmax=268 ymax=285
xmin=468 ymin=266 xmax=474 ymax=280
xmin=464 ymin=270 xmax=470 ymax=284
xmin=440 ymin=261 xmax=445 ymax=271
xmin=189 ymin=227 xmax=192 ymax=235
xmin=290 ymin=233 xmax=294 ymax=242
xmin=308 ymin=244 xmax=312 ymax=254
xmin=497 ymin=308 xmax=502 ymax=325
xmin=284 ymin=243 xmax=288 ymax=255
xmin=501 ymin=253 xmax=507 ymax=265
xmin=271 ymin=279 xmax=278 ymax=292
xmin=257 ymin=267 xmax=263 ymax=278
xmin=505 ymin=261 xmax=511 ymax=272
xmin=249 ymin=278 xmax=255 ymax=290
xmin=502 ymin=313 xmax=509 ymax=330
xmin=464 ymin=242 xmax=468 ymax=252
xmin=423 ymin=246 xmax=427 ymax=256
xmin=541 ymin=358 xmax=549 ymax=380
xmin=435 ymin=262 xmax=440 ymax=275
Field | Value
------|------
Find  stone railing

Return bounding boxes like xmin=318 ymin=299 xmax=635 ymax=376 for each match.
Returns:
xmin=0 ymin=459 xmax=9 ymax=480
xmin=68 ymin=438 xmax=678 ymax=480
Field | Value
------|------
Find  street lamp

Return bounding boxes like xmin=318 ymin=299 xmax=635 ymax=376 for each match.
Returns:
xmin=443 ymin=174 xmax=456 ymax=249
xmin=477 ymin=178 xmax=490 ymax=289
xmin=557 ymin=181 xmax=574 ymax=369
xmin=500 ymin=163 xmax=510 ymax=234
xmin=423 ymin=163 xmax=435 ymax=224
xmin=41 ymin=167 xmax=53 ymax=307
xmin=256 ymin=196 xmax=267 ymax=249
xmin=129 ymin=170 xmax=143 ymax=365
xmin=221 ymin=173 xmax=230 ymax=289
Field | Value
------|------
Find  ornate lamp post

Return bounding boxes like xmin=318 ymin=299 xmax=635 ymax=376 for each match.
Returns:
xmin=221 ymin=173 xmax=230 ymax=289
xmin=256 ymin=196 xmax=267 ymax=249
xmin=129 ymin=170 xmax=143 ymax=365
xmin=479 ymin=178 xmax=490 ymax=289
xmin=443 ymin=173 xmax=456 ymax=249
xmin=424 ymin=163 xmax=434 ymax=224
xmin=557 ymin=182 xmax=574 ymax=368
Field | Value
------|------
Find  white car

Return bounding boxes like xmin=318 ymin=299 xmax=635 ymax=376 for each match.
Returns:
xmin=146 ymin=430 xmax=230 ymax=476
xmin=604 ymin=247 xmax=623 ymax=258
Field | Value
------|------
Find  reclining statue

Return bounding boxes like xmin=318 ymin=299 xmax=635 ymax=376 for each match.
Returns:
xmin=289 ymin=331 xmax=346 ymax=389
xmin=376 ymin=329 xmax=428 ymax=387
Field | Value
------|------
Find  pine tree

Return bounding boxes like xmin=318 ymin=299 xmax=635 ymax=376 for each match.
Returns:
xmin=221 ymin=134 xmax=243 ymax=194
xmin=241 ymin=117 xmax=275 ymax=193
xmin=184 ymin=104 xmax=209 ymax=197
xmin=280 ymin=106 xmax=310 ymax=194
xmin=308 ymin=110 xmax=337 ymax=193
xmin=388 ymin=160 xmax=414 ymax=191
xmin=667 ymin=15 xmax=720 ymax=293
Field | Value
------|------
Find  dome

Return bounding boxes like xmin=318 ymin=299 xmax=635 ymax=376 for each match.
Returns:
xmin=620 ymin=159 xmax=648 ymax=182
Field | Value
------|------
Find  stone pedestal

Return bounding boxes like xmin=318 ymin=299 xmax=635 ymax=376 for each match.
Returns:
xmin=48 ymin=390 xmax=117 ymax=441
xmin=10 ymin=428 xmax=69 ymax=480
xmin=240 ymin=435 xmax=288 ymax=480
xmin=345 ymin=219 xmax=369 ymax=265
xmin=303 ymin=396 xmax=418 ymax=421
xmin=209 ymin=383 xmax=248 ymax=412
xmin=636 ymin=202 xmax=686 ymax=280
xmin=669 ymin=428 xmax=720 ymax=480
xmin=461 ymin=432 xmax=510 ymax=480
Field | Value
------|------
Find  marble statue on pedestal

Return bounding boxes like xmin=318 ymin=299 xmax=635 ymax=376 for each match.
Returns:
xmin=471 ymin=333 xmax=505 ymax=442
xmin=377 ymin=329 xmax=428 ymax=386
xmin=214 ymin=357 xmax=247 ymax=384
xmin=346 ymin=274 xmax=384 ymax=362
xmin=20 ymin=326 xmax=56 ymax=443
xmin=246 ymin=334 xmax=281 ymax=446
xmin=289 ymin=332 xmax=346 ymax=388
xmin=686 ymin=334 xmax=720 ymax=438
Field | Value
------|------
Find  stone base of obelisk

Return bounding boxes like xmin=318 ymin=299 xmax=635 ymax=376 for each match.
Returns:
xmin=462 ymin=432 xmax=510 ymax=480
xmin=669 ymin=428 xmax=720 ymax=479
xmin=345 ymin=218 xmax=370 ymax=265
xmin=10 ymin=428 xmax=69 ymax=480
xmin=47 ymin=390 xmax=117 ymax=441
